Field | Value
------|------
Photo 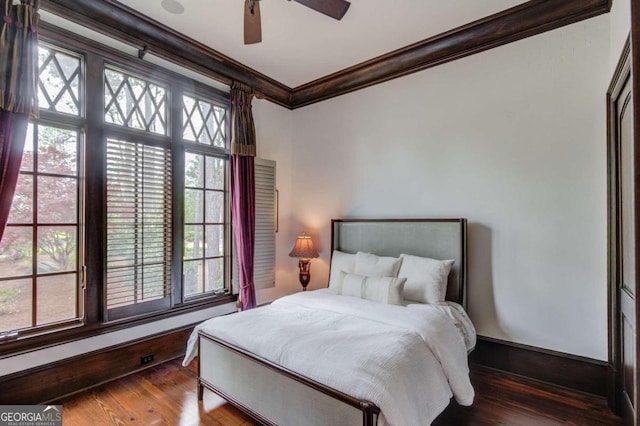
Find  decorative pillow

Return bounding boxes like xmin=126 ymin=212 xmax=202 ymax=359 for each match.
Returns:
xmin=341 ymin=272 xmax=366 ymax=298
xmin=328 ymin=250 xmax=357 ymax=292
xmin=398 ymin=254 xmax=454 ymax=303
xmin=354 ymin=251 xmax=402 ymax=278
xmin=339 ymin=271 xmax=406 ymax=305
xmin=363 ymin=276 xmax=406 ymax=305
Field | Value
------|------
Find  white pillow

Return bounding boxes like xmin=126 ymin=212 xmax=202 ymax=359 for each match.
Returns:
xmin=398 ymin=254 xmax=454 ymax=303
xmin=363 ymin=276 xmax=406 ymax=305
xmin=341 ymin=272 xmax=365 ymax=298
xmin=328 ymin=250 xmax=356 ymax=292
xmin=339 ymin=271 xmax=406 ymax=305
xmin=354 ymin=251 xmax=402 ymax=277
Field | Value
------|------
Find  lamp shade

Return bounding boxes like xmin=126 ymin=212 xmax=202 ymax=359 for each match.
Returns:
xmin=288 ymin=234 xmax=319 ymax=259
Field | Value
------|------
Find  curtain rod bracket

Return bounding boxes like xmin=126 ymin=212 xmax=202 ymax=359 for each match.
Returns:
xmin=138 ymin=45 xmax=148 ymax=60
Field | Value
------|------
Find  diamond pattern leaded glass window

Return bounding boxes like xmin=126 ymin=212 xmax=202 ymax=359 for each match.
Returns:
xmin=183 ymin=95 xmax=227 ymax=148
xmin=104 ymin=68 xmax=168 ymax=135
xmin=38 ymin=45 xmax=82 ymax=116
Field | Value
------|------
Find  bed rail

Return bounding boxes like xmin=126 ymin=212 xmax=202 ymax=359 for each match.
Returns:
xmin=198 ymin=331 xmax=380 ymax=426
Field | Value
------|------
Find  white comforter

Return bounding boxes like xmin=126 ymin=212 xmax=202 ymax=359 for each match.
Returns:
xmin=183 ymin=289 xmax=475 ymax=425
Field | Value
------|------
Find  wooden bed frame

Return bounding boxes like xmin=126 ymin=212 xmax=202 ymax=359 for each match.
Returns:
xmin=197 ymin=218 xmax=468 ymax=425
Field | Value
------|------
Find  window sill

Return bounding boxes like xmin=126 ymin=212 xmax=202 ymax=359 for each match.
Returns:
xmin=0 ymin=293 xmax=237 ymax=359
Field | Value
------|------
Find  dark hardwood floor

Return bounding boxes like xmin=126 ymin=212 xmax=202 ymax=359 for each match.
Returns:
xmin=434 ymin=368 xmax=620 ymax=426
xmin=57 ymin=359 xmax=621 ymax=425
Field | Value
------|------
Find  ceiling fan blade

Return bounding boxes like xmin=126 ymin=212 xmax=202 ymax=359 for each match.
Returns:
xmin=293 ymin=0 xmax=350 ymax=20
xmin=244 ymin=0 xmax=262 ymax=44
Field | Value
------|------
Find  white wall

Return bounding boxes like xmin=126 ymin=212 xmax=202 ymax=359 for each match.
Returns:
xmin=253 ymin=100 xmax=299 ymax=301
xmin=287 ymin=16 xmax=611 ymax=360
xmin=610 ymin=0 xmax=631 ymax=71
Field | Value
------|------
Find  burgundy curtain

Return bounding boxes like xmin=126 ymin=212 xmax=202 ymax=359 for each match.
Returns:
xmin=0 ymin=111 xmax=28 ymax=240
xmin=230 ymin=81 xmax=257 ymax=310
xmin=0 ymin=0 xmax=40 ymax=241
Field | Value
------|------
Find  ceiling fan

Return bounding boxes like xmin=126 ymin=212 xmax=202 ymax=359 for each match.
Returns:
xmin=244 ymin=0 xmax=351 ymax=44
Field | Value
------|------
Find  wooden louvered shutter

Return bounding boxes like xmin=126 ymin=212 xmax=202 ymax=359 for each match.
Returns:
xmin=105 ymin=139 xmax=172 ymax=319
xmin=233 ymin=158 xmax=276 ymax=292
xmin=253 ymin=158 xmax=276 ymax=290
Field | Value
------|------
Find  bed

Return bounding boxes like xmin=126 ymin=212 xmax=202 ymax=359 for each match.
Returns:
xmin=183 ymin=218 xmax=474 ymax=425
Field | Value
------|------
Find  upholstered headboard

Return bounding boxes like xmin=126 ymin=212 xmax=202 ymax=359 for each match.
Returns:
xmin=331 ymin=219 xmax=468 ymax=308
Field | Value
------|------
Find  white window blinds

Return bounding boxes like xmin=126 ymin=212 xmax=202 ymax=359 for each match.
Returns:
xmin=105 ymin=139 xmax=172 ymax=318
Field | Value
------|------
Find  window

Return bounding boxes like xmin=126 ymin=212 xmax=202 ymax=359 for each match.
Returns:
xmin=105 ymin=139 xmax=172 ymax=317
xmin=183 ymin=93 xmax=230 ymax=298
xmin=37 ymin=44 xmax=82 ymax=116
xmin=184 ymin=153 xmax=227 ymax=297
xmin=102 ymin=67 xmax=175 ymax=320
xmin=101 ymin=72 xmax=231 ymax=321
xmin=0 ymin=29 xmax=234 ymax=348
xmin=183 ymin=94 xmax=226 ymax=147
xmin=104 ymin=68 xmax=168 ymax=135
xmin=0 ymin=43 xmax=84 ymax=335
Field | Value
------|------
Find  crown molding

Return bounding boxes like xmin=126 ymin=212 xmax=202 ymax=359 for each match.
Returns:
xmin=290 ymin=0 xmax=611 ymax=108
xmin=40 ymin=0 xmax=610 ymax=110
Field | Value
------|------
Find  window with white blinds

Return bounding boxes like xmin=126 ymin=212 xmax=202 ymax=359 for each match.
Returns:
xmin=105 ymin=139 xmax=172 ymax=318
xmin=0 ymin=27 xmax=234 ymax=350
xmin=253 ymin=158 xmax=276 ymax=290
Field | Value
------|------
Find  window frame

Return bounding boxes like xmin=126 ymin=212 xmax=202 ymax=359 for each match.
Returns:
xmin=0 ymin=118 xmax=86 ymax=337
xmin=182 ymin=151 xmax=230 ymax=301
xmin=102 ymin=64 xmax=174 ymax=321
xmin=0 ymin=39 xmax=87 ymax=340
xmin=181 ymin=90 xmax=231 ymax=302
xmin=0 ymin=21 xmax=235 ymax=357
xmin=104 ymin=137 xmax=174 ymax=320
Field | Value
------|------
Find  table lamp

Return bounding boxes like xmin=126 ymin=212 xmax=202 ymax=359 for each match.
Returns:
xmin=288 ymin=232 xmax=319 ymax=291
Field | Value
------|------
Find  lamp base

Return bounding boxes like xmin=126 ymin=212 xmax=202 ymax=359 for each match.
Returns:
xmin=299 ymin=272 xmax=310 ymax=291
xmin=298 ymin=259 xmax=311 ymax=291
